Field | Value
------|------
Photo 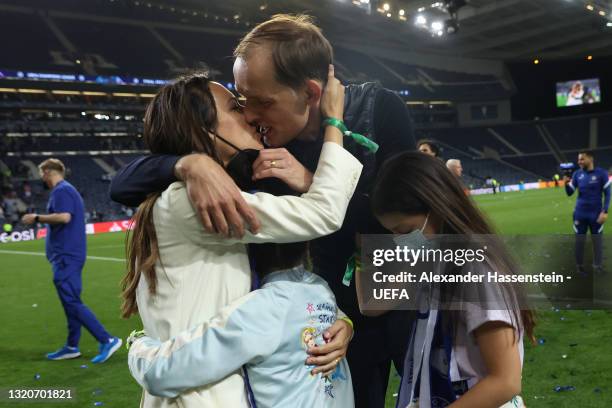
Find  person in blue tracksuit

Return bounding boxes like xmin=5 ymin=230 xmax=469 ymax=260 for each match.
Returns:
xmin=21 ymin=158 xmax=122 ymax=362
xmin=128 ymin=243 xmax=354 ymax=408
xmin=564 ymin=151 xmax=610 ymax=274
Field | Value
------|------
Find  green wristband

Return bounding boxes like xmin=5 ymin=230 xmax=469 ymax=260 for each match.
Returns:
xmin=126 ymin=329 xmax=146 ymax=350
xmin=323 ymin=117 xmax=379 ymax=153
xmin=339 ymin=316 xmax=354 ymax=330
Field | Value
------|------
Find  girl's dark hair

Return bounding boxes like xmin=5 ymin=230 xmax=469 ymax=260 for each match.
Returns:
xmin=250 ymin=182 xmax=308 ymax=277
xmin=373 ymin=152 xmax=489 ymax=234
xmin=122 ymin=73 xmax=221 ymax=318
xmin=250 ymin=243 xmax=308 ymax=277
xmin=372 ymin=152 xmax=536 ymax=342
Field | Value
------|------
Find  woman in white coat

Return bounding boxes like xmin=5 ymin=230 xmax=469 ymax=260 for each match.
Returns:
xmin=121 ymin=70 xmax=361 ymax=408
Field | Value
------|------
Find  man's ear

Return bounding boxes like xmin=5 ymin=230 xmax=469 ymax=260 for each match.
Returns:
xmin=304 ymin=79 xmax=323 ymax=107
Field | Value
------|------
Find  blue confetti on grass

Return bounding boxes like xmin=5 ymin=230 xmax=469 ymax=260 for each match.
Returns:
xmin=554 ymin=385 xmax=575 ymax=392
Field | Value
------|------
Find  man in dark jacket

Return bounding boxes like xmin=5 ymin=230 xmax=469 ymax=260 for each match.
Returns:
xmin=111 ymin=14 xmax=415 ymax=407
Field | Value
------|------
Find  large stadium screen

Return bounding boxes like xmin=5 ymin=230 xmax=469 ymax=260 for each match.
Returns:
xmin=556 ymin=78 xmax=601 ymax=108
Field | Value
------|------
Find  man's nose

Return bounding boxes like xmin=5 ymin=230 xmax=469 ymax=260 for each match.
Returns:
xmin=243 ymin=107 xmax=259 ymax=127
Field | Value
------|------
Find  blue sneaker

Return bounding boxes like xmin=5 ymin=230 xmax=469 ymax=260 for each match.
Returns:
xmin=91 ymin=337 xmax=122 ymax=364
xmin=46 ymin=346 xmax=81 ymax=360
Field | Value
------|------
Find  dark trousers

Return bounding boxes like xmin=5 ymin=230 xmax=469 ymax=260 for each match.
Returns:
xmin=347 ymin=310 xmax=413 ymax=408
xmin=573 ymin=212 xmax=604 ymax=267
xmin=52 ymin=258 xmax=110 ymax=347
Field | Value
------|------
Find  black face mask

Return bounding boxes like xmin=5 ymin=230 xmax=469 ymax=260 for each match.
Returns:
xmin=226 ymin=147 xmax=260 ymax=191
xmin=215 ymin=133 xmax=294 ymax=195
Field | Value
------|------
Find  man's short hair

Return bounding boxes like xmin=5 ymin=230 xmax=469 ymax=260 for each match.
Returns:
xmin=446 ymin=159 xmax=461 ymax=168
xmin=417 ymin=139 xmax=440 ymax=156
xmin=38 ymin=158 xmax=65 ymax=175
xmin=234 ymin=14 xmax=333 ymax=89
xmin=579 ymin=150 xmax=594 ymax=159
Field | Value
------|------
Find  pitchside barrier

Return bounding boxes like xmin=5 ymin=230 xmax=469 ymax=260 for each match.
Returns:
xmin=3 ymin=174 xmax=611 ymax=243
xmin=0 ymin=219 xmax=133 ymax=244
xmin=470 ymin=175 xmax=612 ymax=196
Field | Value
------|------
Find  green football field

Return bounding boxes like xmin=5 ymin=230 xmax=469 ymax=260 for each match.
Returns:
xmin=1 ymin=187 xmax=610 ymax=407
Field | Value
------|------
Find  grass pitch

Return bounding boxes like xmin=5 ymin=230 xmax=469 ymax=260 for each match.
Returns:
xmin=0 ymin=187 xmax=610 ymax=407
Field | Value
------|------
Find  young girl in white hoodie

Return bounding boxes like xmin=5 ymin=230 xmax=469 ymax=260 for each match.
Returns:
xmin=358 ymin=152 xmax=536 ymax=408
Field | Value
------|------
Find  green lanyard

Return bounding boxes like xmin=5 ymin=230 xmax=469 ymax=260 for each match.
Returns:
xmin=323 ymin=117 xmax=379 ymax=154
xmin=343 ymin=253 xmax=361 ymax=286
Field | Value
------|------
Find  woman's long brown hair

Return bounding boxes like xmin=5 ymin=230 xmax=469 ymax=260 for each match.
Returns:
xmin=371 ymin=152 xmax=536 ymax=343
xmin=121 ymin=73 xmax=223 ymax=318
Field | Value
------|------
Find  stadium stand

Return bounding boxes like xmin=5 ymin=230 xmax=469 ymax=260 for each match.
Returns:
xmin=543 ymin=117 xmax=591 ymax=151
xmin=55 ymin=18 xmax=174 ymax=77
xmin=156 ymin=28 xmax=240 ymax=79
xmin=0 ymin=0 xmax=508 ymax=99
xmin=493 ymin=124 xmax=550 ymax=153
xmin=416 ymin=112 xmax=612 ymax=181
xmin=1 ymin=0 xmax=610 ymax=229
xmin=416 ymin=130 xmax=541 ymax=186
xmin=598 ymin=114 xmax=612 ymax=148
xmin=1 ymin=151 xmax=138 ymax=223
xmin=0 ymin=10 xmax=61 ymax=71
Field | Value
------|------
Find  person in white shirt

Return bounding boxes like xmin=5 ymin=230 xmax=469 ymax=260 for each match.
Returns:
xmin=121 ymin=68 xmax=361 ymax=408
xmin=566 ymin=81 xmax=584 ymax=106
xmin=357 ymin=152 xmax=535 ymax=408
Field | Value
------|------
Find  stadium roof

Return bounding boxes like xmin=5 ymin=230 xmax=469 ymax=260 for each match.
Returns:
xmin=1 ymin=0 xmax=610 ymax=62
xmin=177 ymin=0 xmax=612 ymax=61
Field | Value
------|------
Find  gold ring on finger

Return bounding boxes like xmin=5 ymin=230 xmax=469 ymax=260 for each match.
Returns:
xmin=270 ymin=160 xmax=277 ymax=168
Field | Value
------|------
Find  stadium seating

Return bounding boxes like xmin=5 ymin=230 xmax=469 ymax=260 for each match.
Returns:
xmin=598 ymin=115 xmax=612 ymax=148
xmin=1 ymin=153 xmax=132 ymax=221
xmin=3 ymin=109 xmax=609 ymax=221
xmin=157 ymin=28 xmax=240 ymax=80
xmin=1 ymin=135 xmax=144 ymax=152
xmin=0 ymin=1 xmax=508 ymax=100
xmin=55 ymin=18 xmax=174 ymax=77
xmin=430 ymin=127 xmax=513 ymax=155
xmin=543 ymin=117 xmax=591 ymax=151
xmin=418 ymin=136 xmax=539 ymax=186
xmin=334 ymin=47 xmax=400 ymax=87
xmin=419 ymin=113 xmax=612 ymax=180
xmin=1 ymin=0 xmax=610 ymax=224
xmin=596 ymin=149 xmax=612 ymax=172
xmin=501 ymin=155 xmax=560 ymax=179
xmin=492 ymin=124 xmax=550 ymax=153
xmin=0 ymin=10 xmax=60 ymax=71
